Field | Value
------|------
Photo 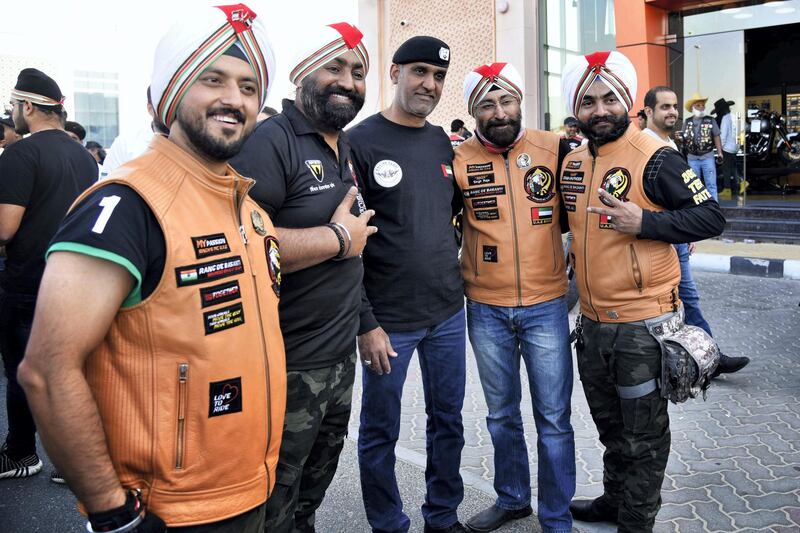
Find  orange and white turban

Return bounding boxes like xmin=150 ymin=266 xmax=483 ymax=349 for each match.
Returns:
xmin=150 ymin=3 xmax=275 ymax=128
xmin=463 ymin=62 xmax=523 ymax=117
xmin=288 ymin=22 xmax=369 ymax=87
xmin=562 ymin=51 xmax=637 ymax=117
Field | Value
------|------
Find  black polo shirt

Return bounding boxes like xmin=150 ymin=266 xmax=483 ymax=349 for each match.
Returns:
xmin=231 ymin=99 xmax=363 ymax=371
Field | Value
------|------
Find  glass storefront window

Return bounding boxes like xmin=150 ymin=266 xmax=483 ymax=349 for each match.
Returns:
xmin=540 ymin=0 xmax=617 ymax=131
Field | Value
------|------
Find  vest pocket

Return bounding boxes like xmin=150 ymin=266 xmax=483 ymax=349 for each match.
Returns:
xmin=629 ymin=244 xmax=643 ymax=293
xmin=175 ymin=362 xmax=188 ymax=470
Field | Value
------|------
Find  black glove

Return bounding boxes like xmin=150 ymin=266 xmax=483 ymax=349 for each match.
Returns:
xmin=88 ymin=491 xmax=166 ymax=532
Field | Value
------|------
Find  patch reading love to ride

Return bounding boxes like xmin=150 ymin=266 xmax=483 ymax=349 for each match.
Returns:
xmin=208 ymin=377 xmax=242 ymax=417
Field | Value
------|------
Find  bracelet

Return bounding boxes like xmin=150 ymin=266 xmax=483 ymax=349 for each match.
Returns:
xmin=330 ymin=222 xmax=352 ymax=260
xmin=325 ymin=223 xmax=346 ymax=259
xmin=86 ymin=491 xmax=146 ymax=533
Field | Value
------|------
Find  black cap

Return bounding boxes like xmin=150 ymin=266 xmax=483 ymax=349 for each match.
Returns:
xmin=14 ymin=68 xmax=63 ymax=104
xmin=0 ymin=113 xmax=13 ymax=129
xmin=563 ymin=116 xmax=578 ymax=126
xmin=65 ymin=121 xmax=86 ymax=141
xmin=392 ymin=36 xmax=450 ymax=67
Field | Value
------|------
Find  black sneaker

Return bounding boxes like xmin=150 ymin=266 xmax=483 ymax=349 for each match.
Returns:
xmin=50 ymin=470 xmax=66 ymax=484
xmin=0 ymin=451 xmax=43 ymax=479
xmin=712 ymin=353 xmax=750 ymax=378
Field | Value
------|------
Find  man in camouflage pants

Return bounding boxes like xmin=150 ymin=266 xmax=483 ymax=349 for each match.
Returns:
xmin=560 ymin=51 xmax=724 ymax=532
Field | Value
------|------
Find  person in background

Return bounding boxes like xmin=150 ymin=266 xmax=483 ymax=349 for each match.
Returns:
xmin=85 ymin=141 xmax=106 ymax=165
xmin=64 ymin=121 xmax=86 ymax=144
xmin=0 ymin=113 xmax=22 ymax=150
xmin=712 ymin=98 xmax=738 ymax=197
xmin=636 ymin=109 xmax=647 ymax=131
xmin=561 ymin=116 xmax=585 ymax=150
xmin=682 ymin=93 xmax=723 ymax=201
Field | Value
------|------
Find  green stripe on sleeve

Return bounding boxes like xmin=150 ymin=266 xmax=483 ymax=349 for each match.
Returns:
xmin=46 ymin=242 xmax=143 ymax=308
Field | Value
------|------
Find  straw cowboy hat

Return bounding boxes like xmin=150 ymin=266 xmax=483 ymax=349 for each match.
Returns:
xmin=684 ymin=92 xmax=708 ymax=113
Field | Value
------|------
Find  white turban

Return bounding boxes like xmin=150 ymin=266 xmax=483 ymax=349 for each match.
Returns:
xmin=463 ymin=62 xmax=523 ymax=117
xmin=151 ymin=3 xmax=275 ymax=129
xmin=288 ymin=22 xmax=369 ymax=87
xmin=561 ymin=51 xmax=637 ymax=117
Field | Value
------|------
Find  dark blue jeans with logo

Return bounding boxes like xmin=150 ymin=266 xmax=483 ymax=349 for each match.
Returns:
xmin=358 ymin=309 xmax=466 ymax=533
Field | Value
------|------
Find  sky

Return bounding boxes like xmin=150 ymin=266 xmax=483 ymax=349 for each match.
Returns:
xmin=0 ymin=0 xmax=358 ymax=133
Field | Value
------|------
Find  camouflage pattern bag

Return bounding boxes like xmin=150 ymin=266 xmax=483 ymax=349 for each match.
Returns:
xmin=645 ymin=306 xmax=720 ymax=404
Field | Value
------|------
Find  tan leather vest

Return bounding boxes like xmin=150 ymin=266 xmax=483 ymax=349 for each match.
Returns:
xmin=454 ymin=130 xmax=567 ymax=306
xmin=561 ymin=125 xmax=681 ymax=322
xmin=71 ymin=136 xmax=286 ymax=526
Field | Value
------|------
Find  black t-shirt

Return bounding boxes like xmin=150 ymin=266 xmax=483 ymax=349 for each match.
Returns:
xmin=0 ymin=129 xmax=97 ymax=294
xmin=230 ymin=99 xmax=362 ymax=370
xmin=48 ymin=183 xmax=166 ymax=307
xmin=348 ymin=113 xmax=464 ymax=333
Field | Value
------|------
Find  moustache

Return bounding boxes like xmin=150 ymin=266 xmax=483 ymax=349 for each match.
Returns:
xmin=207 ymin=107 xmax=245 ymax=124
xmin=323 ymin=86 xmax=363 ymax=105
xmin=588 ymin=115 xmax=617 ymax=127
xmin=486 ymin=119 xmax=514 ymax=128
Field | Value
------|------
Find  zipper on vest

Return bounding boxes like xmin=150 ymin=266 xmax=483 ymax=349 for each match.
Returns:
xmin=233 ymin=178 xmax=273 ymax=495
xmin=583 ymin=157 xmax=600 ymax=320
xmin=503 ymin=155 xmax=523 ymax=306
xmin=175 ymin=363 xmax=188 ymax=469
xmin=629 ymin=244 xmax=643 ymax=293
xmin=472 ymin=233 xmax=480 ymax=278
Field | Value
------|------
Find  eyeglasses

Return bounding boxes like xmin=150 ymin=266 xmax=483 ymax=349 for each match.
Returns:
xmin=475 ymin=97 xmax=519 ymax=115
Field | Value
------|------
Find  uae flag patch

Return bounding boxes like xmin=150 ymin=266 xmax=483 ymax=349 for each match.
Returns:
xmin=600 ymin=214 xmax=613 ymax=229
xmin=441 ymin=163 xmax=454 ymax=179
xmin=530 ymin=206 xmax=553 ymax=225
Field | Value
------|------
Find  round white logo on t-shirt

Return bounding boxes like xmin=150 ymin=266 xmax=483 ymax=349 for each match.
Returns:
xmin=373 ymin=160 xmax=403 ymax=188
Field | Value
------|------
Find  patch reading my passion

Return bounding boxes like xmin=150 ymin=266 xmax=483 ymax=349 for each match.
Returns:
xmin=199 ymin=281 xmax=241 ymax=308
xmin=203 ymin=302 xmax=245 ymax=335
xmin=176 ymin=256 xmax=244 ymax=287
xmin=208 ymin=377 xmax=242 ymax=417
xmin=191 ymin=233 xmax=230 ymax=259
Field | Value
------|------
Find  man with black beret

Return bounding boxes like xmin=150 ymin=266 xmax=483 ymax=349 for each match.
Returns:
xmin=64 ymin=120 xmax=86 ymax=144
xmin=0 ymin=113 xmax=22 ymax=149
xmin=0 ymin=68 xmax=96 ymax=480
xmin=350 ymin=36 xmax=467 ymax=533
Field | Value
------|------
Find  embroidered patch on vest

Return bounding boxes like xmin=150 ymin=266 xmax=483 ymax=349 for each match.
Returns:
xmin=524 ymin=166 xmax=555 ymax=203
xmin=563 ymin=194 xmax=577 ymax=202
xmin=466 ymin=162 xmax=493 ymax=173
xmin=199 ymin=281 xmax=241 ymax=308
xmin=472 ymin=197 xmax=497 ymax=209
xmin=203 ymin=302 xmax=245 ymax=335
xmin=565 ymin=203 xmax=576 ymax=212
xmin=566 ymin=160 xmax=582 ymax=169
xmin=482 ymin=245 xmax=497 ymax=262
xmin=530 ymin=206 xmax=553 ymax=225
xmin=251 ymin=210 xmax=267 ymax=236
xmin=191 ymin=233 xmax=230 ymax=259
xmin=208 ymin=377 xmax=242 ymax=417
xmin=475 ymin=209 xmax=500 ymax=221
xmin=600 ymin=167 xmax=632 ymax=205
xmin=463 ymin=185 xmax=506 ymax=198
xmin=562 ymin=171 xmax=584 ymax=182
xmin=175 ymin=256 xmax=244 ymax=287
xmin=599 ymin=213 xmax=614 ymax=229
xmin=468 ymin=173 xmax=495 ymax=186
xmin=265 ymin=236 xmax=281 ymax=298
xmin=516 ymin=153 xmax=531 ymax=168
xmin=561 ymin=183 xmax=586 ymax=194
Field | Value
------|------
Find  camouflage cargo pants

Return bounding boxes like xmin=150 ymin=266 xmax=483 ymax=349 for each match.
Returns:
xmin=264 ymin=352 xmax=356 ymax=533
xmin=576 ymin=317 xmax=670 ymax=533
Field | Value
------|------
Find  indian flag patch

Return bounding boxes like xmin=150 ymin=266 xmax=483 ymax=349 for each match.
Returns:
xmin=530 ymin=206 xmax=553 ymax=225
xmin=179 ymin=269 xmax=198 ymax=284
xmin=441 ymin=163 xmax=454 ymax=178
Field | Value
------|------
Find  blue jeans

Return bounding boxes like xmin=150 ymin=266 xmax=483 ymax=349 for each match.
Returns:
xmin=688 ymin=157 xmax=718 ymax=201
xmin=674 ymin=243 xmax=713 ymax=336
xmin=466 ymin=297 xmax=575 ymax=533
xmin=358 ymin=309 xmax=466 ymax=533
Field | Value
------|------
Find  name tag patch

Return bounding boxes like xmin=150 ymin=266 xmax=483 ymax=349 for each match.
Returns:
xmin=203 ymin=302 xmax=245 ymax=334
xmin=208 ymin=377 xmax=242 ymax=417
xmin=562 ymin=171 xmax=584 ymax=183
xmin=475 ymin=209 xmax=500 ymax=221
xmin=483 ymin=245 xmax=498 ymax=263
xmin=472 ymin=197 xmax=497 ymax=209
xmin=191 ymin=233 xmax=230 ymax=259
xmin=199 ymin=281 xmax=240 ymax=308
xmin=566 ymin=160 xmax=582 ymax=169
xmin=468 ymin=173 xmax=495 ymax=186
xmin=565 ymin=203 xmax=576 ymax=212
xmin=561 ymin=183 xmax=586 ymax=194
xmin=463 ymin=185 xmax=506 ymax=198
xmin=176 ymin=256 xmax=244 ymax=287
xmin=563 ymin=194 xmax=577 ymax=202
xmin=466 ymin=162 xmax=493 ymax=173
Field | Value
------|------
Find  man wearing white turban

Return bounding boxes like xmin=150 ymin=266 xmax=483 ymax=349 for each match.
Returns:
xmin=455 ymin=62 xmax=576 ymax=533
xmin=19 ymin=5 xmax=285 ymax=532
xmin=231 ymin=20 xmax=376 ymax=533
xmin=559 ymin=50 xmax=725 ymax=532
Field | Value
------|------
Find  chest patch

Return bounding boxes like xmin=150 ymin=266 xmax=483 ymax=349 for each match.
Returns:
xmin=468 ymin=173 xmax=495 ymax=186
xmin=374 ymin=159 xmax=403 ymax=188
xmin=524 ymin=166 xmax=555 ymax=203
xmin=265 ymin=236 xmax=281 ymax=298
xmin=567 ymin=160 xmax=582 ymax=169
xmin=463 ymin=185 xmax=506 ymax=198
xmin=475 ymin=209 xmax=500 ymax=221
xmin=305 ymin=160 xmax=325 ymax=182
xmin=466 ymin=162 xmax=493 ymax=173
xmin=516 ymin=153 xmax=531 ymax=168
xmin=600 ymin=167 xmax=632 ymax=205
xmin=482 ymin=245 xmax=497 ymax=262
xmin=208 ymin=377 xmax=243 ymax=417
xmin=530 ymin=206 xmax=553 ymax=225
xmin=191 ymin=233 xmax=230 ymax=259
xmin=203 ymin=302 xmax=245 ymax=335
xmin=199 ymin=280 xmax=241 ymax=308
xmin=562 ymin=171 xmax=584 ymax=183
xmin=176 ymin=256 xmax=244 ymax=287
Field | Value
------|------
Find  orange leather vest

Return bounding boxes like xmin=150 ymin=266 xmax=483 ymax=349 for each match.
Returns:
xmin=561 ymin=125 xmax=681 ymax=323
xmin=71 ymin=136 xmax=286 ymax=526
xmin=454 ymin=130 xmax=567 ymax=307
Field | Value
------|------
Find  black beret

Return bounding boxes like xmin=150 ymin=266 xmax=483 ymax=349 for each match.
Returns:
xmin=392 ymin=36 xmax=450 ymax=67
xmin=14 ymin=68 xmax=63 ymax=104
xmin=563 ymin=116 xmax=578 ymax=126
xmin=65 ymin=121 xmax=86 ymax=141
xmin=0 ymin=113 xmax=13 ymax=129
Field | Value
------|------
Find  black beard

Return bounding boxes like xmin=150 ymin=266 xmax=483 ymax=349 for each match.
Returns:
xmin=176 ymin=105 xmax=249 ymax=162
xmin=300 ymin=78 xmax=364 ymax=133
xmin=479 ymin=115 xmax=522 ymax=147
xmin=578 ymin=113 xmax=629 ymax=147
